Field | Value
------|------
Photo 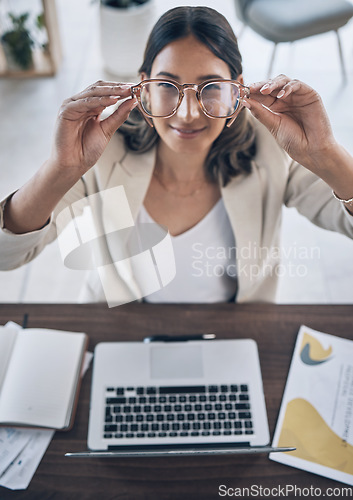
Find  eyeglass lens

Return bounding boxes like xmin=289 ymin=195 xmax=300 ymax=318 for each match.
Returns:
xmin=139 ymin=81 xmax=240 ymax=118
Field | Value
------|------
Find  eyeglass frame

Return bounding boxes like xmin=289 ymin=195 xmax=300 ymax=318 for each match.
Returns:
xmin=130 ymin=78 xmax=250 ymax=128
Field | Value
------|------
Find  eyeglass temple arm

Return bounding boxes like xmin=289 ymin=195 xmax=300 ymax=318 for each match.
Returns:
xmin=226 ymin=86 xmax=250 ymax=128
xmin=130 ymin=87 xmax=154 ymax=128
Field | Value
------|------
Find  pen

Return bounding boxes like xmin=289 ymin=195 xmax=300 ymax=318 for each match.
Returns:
xmin=143 ymin=334 xmax=216 ymax=343
xmin=22 ymin=313 xmax=29 ymax=329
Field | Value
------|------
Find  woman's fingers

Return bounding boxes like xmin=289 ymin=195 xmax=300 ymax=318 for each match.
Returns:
xmin=243 ymin=97 xmax=281 ymax=136
xmin=100 ymin=98 xmax=138 ymax=140
xmin=59 ymin=95 xmax=121 ymax=120
xmin=70 ymin=82 xmax=133 ymax=101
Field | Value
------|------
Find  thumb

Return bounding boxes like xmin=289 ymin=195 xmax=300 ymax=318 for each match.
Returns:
xmin=243 ymin=98 xmax=281 ymax=136
xmin=100 ymin=98 xmax=138 ymax=139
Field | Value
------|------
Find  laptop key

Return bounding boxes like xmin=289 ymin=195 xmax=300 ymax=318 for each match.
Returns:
xmin=245 ymin=421 xmax=253 ymax=428
xmin=159 ymin=386 xmax=206 ymax=394
xmin=220 ymin=385 xmax=228 ymax=393
xmin=240 ymin=385 xmax=248 ymax=392
xmin=136 ymin=387 xmax=144 ymax=395
xmin=137 ymin=433 xmax=145 ymax=438
xmin=167 ymin=414 xmax=175 ymax=421
xmin=116 ymin=388 xmax=124 ymax=395
xmin=180 ymin=432 xmax=189 ymax=436
xmin=172 ymin=423 xmax=180 ymax=431
xmin=104 ymin=433 xmax=113 ymax=438
xmin=239 ymin=394 xmax=249 ymax=401
xmin=191 ymin=432 xmax=200 ymax=436
xmin=245 ymin=430 xmax=254 ymax=435
xmin=169 ymin=432 xmax=178 ymax=437
xmin=147 ymin=387 xmax=157 ymax=394
xmin=202 ymin=431 xmax=210 ymax=436
xmin=104 ymin=424 xmax=117 ymax=432
xmin=234 ymin=430 xmax=243 ymax=435
xmin=223 ymin=431 xmax=231 ymax=435
xmin=239 ymin=412 xmax=252 ymax=419
xmin=114 ymin=433 xmax=124 ymax=438
xmin=197 ymin=413 xmax=205 ymax=420
xmin=209 ymin=385 xmax=218 ymax=393
xmin=147 ymin=432 xmax=156 ymax=437
xmin=212 ymin=431 xmax=221 ymax=435
xmin=235 ymin=403 xmax=250 ymax=410
xmin=158 ymin=432 xmax=167 ymax=437
xmin=230 ymin=385 xmax=238 ymax=392
xmin=234 ymin=421 xmax=242 ymax=428
xmin=126 ymin=433 xmax=134 ymax=438
xmin=106 ymin=397 xmax=125 ymax=404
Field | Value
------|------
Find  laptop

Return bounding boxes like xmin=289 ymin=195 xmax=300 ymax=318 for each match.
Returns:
xmin=66 ymin=337 xmax=294 ymax=457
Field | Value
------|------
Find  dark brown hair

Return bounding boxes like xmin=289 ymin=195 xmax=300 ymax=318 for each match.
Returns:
xmin=118 ymin=6 xmax=256 ymax=186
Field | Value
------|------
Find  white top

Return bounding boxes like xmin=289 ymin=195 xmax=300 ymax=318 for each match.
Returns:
xmin=137 ymin=198 xmax=238 ymax=303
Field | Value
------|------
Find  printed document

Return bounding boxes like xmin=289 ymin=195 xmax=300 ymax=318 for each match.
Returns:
xmin=270 ymin=325 xmax=353 ymax=485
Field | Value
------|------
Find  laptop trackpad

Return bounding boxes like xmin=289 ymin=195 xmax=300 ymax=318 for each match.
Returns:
xmin=150 ymin=344 xmax=203 ymax=379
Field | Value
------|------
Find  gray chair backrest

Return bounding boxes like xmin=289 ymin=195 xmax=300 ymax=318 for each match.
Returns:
xmin=233 ymin=0 xmax=253 ymax=23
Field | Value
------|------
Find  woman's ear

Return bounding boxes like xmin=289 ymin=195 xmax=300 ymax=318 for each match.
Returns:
xmin=237 ymin=74 xmax=244 ymax=84
xmin=140 ymin=72 xmax=148 ymax=81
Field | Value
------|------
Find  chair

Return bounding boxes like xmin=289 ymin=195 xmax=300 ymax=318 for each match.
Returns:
xmin=234 ymin=0 xmax=353 ymax=79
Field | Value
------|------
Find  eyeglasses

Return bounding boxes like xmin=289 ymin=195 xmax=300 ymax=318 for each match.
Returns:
xmin=130 ymin=79 xmax=250 ymax=128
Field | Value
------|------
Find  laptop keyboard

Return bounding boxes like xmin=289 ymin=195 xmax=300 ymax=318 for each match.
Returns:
xmin=103 ymin=385 xmax=253 ymax=440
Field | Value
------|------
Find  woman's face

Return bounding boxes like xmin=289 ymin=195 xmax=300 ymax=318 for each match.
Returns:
xmin=142 ymin=35 xmax=240 ymax=156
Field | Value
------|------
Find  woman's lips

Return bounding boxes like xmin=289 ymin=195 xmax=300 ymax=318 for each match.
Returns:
xmin=171 ymin=126 xmax=206 ymax=139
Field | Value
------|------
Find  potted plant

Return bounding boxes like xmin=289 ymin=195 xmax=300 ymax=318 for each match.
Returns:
xmin=99 ymin=0 xmax=156 ymax=77
xmin=1 ymin=11 xmax=48 ymax=72
xmin=1 ymin=13 xmax=35 ymax=71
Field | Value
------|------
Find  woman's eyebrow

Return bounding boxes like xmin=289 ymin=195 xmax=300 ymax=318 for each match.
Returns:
xmin=156 ymin=71 xmax=179 ymax=79
xmin=155 ymin=72 xmax=227 ymax=81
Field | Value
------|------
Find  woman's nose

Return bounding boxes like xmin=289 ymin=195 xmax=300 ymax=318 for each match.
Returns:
xmin=176 ymin=89 xmax=201 ymax=121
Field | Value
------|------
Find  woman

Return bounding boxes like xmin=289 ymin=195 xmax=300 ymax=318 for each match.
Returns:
xmin=1 ymin=6 xmax=353 ymax=305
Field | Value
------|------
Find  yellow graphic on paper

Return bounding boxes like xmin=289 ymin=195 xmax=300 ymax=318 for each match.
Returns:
xmin=300 ymin=332 xmax=333 ymax=365
xmin=278 ymin=398 xmax=353 ymax=474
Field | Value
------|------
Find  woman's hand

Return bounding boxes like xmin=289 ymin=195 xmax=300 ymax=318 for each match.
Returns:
xmin=243 ymin=74 xmax=337 ymax=171
xmin=51 ymin=80 xmax=137 ymax=178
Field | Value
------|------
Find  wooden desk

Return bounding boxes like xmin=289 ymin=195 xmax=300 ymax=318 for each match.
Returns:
xmin=0 ymin=303 xmax=352 ymax=500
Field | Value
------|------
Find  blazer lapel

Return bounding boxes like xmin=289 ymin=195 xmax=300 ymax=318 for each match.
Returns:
xmin=221 ymin=163 xmax=263 ymax=302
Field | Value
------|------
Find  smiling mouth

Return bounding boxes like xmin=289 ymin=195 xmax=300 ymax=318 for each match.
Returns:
xmin=171 ymin=126 xmax=206 ymax=136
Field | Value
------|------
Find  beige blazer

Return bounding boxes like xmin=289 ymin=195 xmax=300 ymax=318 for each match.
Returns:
xmin=1 ymin=118 xmax=353 ymax=303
